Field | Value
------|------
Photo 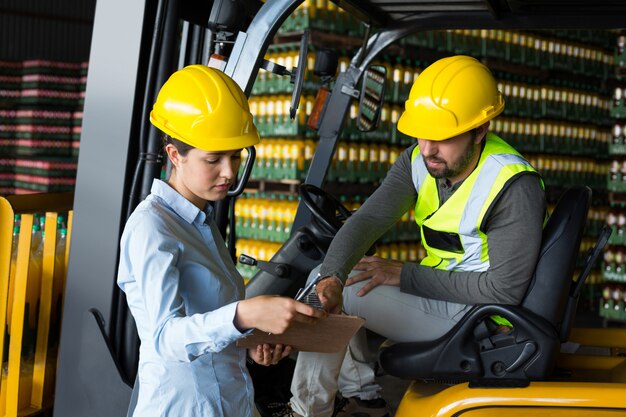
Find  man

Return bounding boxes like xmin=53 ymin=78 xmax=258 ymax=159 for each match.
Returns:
xmin=288 ymin=55 xmax=546 ymax=417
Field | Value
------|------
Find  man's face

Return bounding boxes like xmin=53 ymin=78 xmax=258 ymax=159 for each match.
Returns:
xmin=417 ymin=130 xmax=479 ymax=184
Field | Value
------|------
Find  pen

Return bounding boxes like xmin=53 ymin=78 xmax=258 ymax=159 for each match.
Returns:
xmin=295 ymin=273 xmax=324 ymax=309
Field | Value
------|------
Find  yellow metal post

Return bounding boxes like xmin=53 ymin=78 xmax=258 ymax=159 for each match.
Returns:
xmin=0 ymin=193 xmax=73 ymax=416
xmin=0 ymin=198 xmax=16 ymax=399
xmin=6 ymin=214 xmax=34 ymax=416
xmin=30 ymin=212 xmax=58 ymax=409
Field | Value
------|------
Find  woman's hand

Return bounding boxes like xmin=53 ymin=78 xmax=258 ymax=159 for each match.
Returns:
xmin=235 ymin=296 xmax=327 ymax=334
xmin=248 ymin=343 xmax=292 ymax=366
xmin=345 ymin=256 xmax=403 ymax=296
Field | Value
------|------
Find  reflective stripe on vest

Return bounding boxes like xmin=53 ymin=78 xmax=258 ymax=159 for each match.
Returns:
xmin=411 ymin=132 xmax=539 ymax=272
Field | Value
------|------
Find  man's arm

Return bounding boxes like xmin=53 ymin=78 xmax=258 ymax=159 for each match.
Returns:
xmin=318 ymin=145 xmax=418 ymax=282
xmin=400 ymin=174 xmax=545 ymax=305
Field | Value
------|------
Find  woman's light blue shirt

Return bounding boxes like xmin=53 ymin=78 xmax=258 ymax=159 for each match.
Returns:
xmin=117 ymin=179 xmax=254 ymax=417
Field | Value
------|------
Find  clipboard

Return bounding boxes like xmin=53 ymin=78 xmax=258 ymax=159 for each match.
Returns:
xmin=236 ymin=314 xmax=365 ymax=353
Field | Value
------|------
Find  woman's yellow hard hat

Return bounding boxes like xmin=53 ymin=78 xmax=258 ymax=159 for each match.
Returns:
xmin=397 ymin=55 xmax=504 ymax=141
xmin=150 ymin=65 xmax=260 ymax=151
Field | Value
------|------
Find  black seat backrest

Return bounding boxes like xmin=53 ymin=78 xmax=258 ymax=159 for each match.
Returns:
xmin=521 ymin=186 xmax=591 ymax=334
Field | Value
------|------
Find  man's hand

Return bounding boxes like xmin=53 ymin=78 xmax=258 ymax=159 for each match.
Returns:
xmin=345 ymin=256 xmax=403 ymax=296
xmin=235 ymin=296 xmax=327 ymax=334
xmin=315 ymin=277 xmax=343 ymax=314
xmin=248 ymin=343 xmax=292 ymax=366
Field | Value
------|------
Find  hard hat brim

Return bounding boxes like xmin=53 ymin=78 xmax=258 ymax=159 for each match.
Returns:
xmin=397 ymin=103 xmax=504 ymax=141
xmin=151 ymin=110 xmax=260 ymax=152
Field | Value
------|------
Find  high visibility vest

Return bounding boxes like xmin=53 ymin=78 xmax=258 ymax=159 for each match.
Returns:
xmin=411 ymin=132 xmax=540 ymax=272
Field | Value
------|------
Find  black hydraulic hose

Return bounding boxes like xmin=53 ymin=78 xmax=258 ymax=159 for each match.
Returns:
xmin=189 ymin=23 xmax=205 ymax=65
xmin=126 ymin=0 xmax=170 ymax=220
xmin=227 ymin=197 xmax=237 ymax=264
xmin=138 ymin=0 xmax=180 ymax=201
xmin=214 ymin=197 xmax=230 ymax=242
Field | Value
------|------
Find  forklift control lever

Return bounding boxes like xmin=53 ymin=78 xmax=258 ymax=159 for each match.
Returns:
xmin=239 ymin=254 xmax=291 ymax=278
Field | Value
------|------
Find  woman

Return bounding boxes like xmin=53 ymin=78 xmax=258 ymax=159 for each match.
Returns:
xmin=117 ymin=65 xmax=324 ymax=417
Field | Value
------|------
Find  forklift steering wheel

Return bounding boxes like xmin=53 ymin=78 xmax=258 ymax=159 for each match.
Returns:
xmin=299 ymin=184 xmax=352 ymax=234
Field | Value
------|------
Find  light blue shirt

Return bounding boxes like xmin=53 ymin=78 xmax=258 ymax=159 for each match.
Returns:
xmin=117 ymin=179 xmax=254 ymax=417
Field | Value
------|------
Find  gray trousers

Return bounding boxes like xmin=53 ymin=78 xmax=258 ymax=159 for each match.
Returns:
xmin=289 ymin=265 xmax=471 ymax=417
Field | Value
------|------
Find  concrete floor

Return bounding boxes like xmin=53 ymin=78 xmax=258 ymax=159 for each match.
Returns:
xmin=376 ymin=372 xmax=412 ymax=414
xmin=366 ymin=331 xmax=411 ymax=415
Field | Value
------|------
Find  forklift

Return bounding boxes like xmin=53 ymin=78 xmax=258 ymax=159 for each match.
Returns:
xmin=53 ymin=0 xmax=626 ymax=415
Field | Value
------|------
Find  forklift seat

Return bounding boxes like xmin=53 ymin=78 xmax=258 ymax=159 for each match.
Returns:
xmin=379 ymin=186 xmax=594 ymax=384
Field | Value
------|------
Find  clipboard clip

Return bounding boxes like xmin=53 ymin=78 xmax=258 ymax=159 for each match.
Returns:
xmin=295 ymin=273 xmax=324 ymax=309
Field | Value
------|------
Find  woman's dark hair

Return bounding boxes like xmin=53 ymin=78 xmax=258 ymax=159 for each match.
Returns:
xmin=162 ymin=133 xmax=194 ymax=157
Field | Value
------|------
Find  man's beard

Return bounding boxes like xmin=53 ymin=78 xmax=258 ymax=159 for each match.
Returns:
xmin=424 ymin=140 xmax=476 ymax=180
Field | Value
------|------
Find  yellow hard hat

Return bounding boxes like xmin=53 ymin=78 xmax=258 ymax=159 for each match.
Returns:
xmin=150 ymin=65 xmax=260 ymax=152
xmin=397 ymin=55 xmax=504 ymax=141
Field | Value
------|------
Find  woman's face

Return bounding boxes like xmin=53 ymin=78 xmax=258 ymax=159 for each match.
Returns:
xmin=167 ymin=144 xmax=242 ymax=209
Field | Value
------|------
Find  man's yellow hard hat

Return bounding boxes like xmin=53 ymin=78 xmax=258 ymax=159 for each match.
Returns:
xmin=397 ymin=55 xmax=504 ymax=141
xmin=150 ymin=65 xmax=260 ymax=151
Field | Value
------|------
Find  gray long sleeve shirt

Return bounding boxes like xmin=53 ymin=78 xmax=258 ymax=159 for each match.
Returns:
xmin=318 ymin=142 xmax=546 ymax=306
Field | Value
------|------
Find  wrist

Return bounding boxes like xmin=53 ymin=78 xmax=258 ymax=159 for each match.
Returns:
xmin=318 ymin=275 xmax=343 ymax=288
xmin=234 ymin=299 xmax=253 ymax=331
xmin=316 ymin=276 xmax=343 ymax=293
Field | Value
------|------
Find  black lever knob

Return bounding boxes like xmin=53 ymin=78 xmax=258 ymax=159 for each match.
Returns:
xmin=238 ymin=253 xmax=291 ymax=278
xmin=238 ymin=254 xmax=257 ymax=266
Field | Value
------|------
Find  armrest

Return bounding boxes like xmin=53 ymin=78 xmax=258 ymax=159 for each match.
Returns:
xmin=380 ymin=304 xmax=560 ymax=381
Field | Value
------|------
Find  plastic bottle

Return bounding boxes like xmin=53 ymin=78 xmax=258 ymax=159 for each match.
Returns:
xmin=26 ymin=223 xmax=43 ymax=329
xmin=615 ymin=87 xmax=623 ymax=109
xmin=264 ymin=139 xmax=275 ymax=179
xmin=389 ymin=146 xmax=400 ymax=165
xmin=272 ymin=194 xmax=285 ymax=242
xmin=358 ymin=143 xmax=368 ymax=182
xmin=402 ymin=61 xmax=413 ymax=100
xmin=303 ymin=139 xmax=316 ymax=177
xmin=335 ymin=142 xmax=348 ymax=180
xmin=315 ymin=0 xmax=327 ymax=27
xmin=278 ymin=140 xmax=289 ymax=178
xmin=7 ymin=223 xmax=20 ymax=327
xmin=52 ymin=227 xmax=68 ymax=322
xmin=290 ymin=141 xmax=303 ymax=177
xmin=391 ymin=59 xmax=403 ymax=102
xmin=282 ymin=197 xmax=295 ymax=239
xmin=378 ymin=144 xmax=389 ymax=178
xmin=368 ymin=143 xmax=379 ymax=182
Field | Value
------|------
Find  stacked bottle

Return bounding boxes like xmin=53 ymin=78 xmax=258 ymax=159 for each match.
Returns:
xmin=498 ymin=80 xmax=611 ymax=123
xmin=600 ymin=33 xmax=626 ymax=322
xmin=249 ymin=94 xmax=315 ymax=137
xmin=278 ymin=0 xmax=363 ymax=37
xmin=376 ymin=242 xmax=426 ymax=263
xmin=600 ymin=284 xmax=626 ymax=321
xmin=325 ymin=143 xmax=408 ymax=183
xmin=248 ymin=139 xmax=316 ymax=181
xmin=519 ymin=155 xmax=607 ymax=190
xmin=235 ymin=193 xmax=299 ymax=242
xmin=492 ymin=117 xmax=610 ymax=156
xmin=6 ymin=213 xmax=69 ymax=360
xmin=399 ymin=29 xmax=612 ymax=75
